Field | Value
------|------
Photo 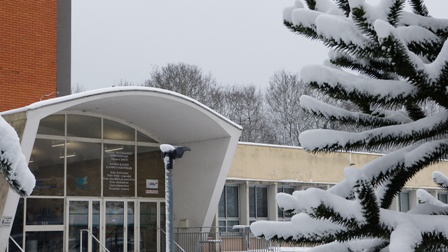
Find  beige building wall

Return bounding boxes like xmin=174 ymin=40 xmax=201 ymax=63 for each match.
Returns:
xmin=229 ymin=143 xmax=448 ymax=189
xmin=217 ymin=143 xmax=448 ymax=227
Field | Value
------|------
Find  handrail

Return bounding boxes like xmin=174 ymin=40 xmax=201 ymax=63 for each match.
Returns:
xmin=80 ymin=229 xmax=110 ymax=252
xmin=9 ymin=236 xmax=24 ymax=252
xmin=160 ymin=228 xmax=187 ymax=252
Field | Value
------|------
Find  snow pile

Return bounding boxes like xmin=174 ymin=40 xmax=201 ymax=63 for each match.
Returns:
xmin=0 ymin=116 xmax=35 ymax=196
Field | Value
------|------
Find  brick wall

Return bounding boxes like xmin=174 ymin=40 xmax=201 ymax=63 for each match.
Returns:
xmin=0 ymin=1 xmax=57 ymax=111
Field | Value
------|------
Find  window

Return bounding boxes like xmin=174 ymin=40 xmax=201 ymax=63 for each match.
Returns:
xmin=249 ymin=186 xmax=268 ymax=220
xmin=398 ymin=192 xmax=410 ymax=212
xmin=30 ymin=113 xmax=161 ymax=198
xmin=438 ymin=193 xmax=448 ymax=204
xmin=26 ymin=198 xmax=64 ymax=225
xmin=66 ymin=142 xmax=102 ymax=196
xmin=137 ymin=146 xmax=165 ymax=198
xmin=9 ymin=198 xmax=23 ymax=251
xmin=277 ymin=187 xmax=295 ymax=219
xmin=103 ymin=144 xmax=135 ymax=197
xmin=29 ymin=139 xmax=65 ymax=196
xmin=218 ymin=185 xmax=239 ymax=232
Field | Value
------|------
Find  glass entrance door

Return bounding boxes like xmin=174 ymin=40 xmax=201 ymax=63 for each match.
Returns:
xmin=104 ymin=200 xmax=136 ymax=252
xmin=139 ymin=201 xmax=165 ymax=252
xmin=67 ymin=200 xmax=100 ymax=252
xmin=66 ymin=199 xmax=163 ymax=252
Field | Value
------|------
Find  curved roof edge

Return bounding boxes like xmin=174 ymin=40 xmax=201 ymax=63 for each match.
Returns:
xmin=1 ymin=87 xmax=242 ymax=131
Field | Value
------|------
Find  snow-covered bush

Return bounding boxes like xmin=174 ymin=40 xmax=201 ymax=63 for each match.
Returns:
xmin=251 ymin=0 xmax=448 ymax=251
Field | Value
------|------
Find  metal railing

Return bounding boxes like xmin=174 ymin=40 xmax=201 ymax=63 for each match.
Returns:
xmin=80 ymin=229 xmax=110 ymax=252
xmin=167 ymin=226 xmax=281 ymax=252
xmin=161 ymin=228 xmax=187 ymax=252
xmin=8 ymin=236 xmax=24 ymax=252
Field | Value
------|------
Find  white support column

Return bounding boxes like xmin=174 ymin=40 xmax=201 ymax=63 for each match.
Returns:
xmin=268 ymin=183 xmax=278 ymax=221
xmin=240 ymin=181 xmax=249 ymax=226
xmin=409 ymin=190 xmax=418 ymax=210
xmin=390 ymin=196 xmax=399 ymax=211
xmin=0 ymin=174 xmax=21 ymax=252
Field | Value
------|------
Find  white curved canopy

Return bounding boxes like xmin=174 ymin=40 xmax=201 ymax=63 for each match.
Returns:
xmin=3 ymin=87 xmax=242 ymax=228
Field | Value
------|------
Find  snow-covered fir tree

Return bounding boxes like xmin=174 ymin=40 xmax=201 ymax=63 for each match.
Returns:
xmin=251 ymin=0 xmax=448 ymax=251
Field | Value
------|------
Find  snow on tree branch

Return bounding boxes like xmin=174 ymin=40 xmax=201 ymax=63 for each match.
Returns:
xmin=252 ymin=0 xmax=448 ymax=250
xmin=0 ymin=116 xmax=35 ymax=196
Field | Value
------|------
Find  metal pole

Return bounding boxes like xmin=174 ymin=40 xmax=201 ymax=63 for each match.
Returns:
xmin=164 ymin=155 xmax=174 ymax=252
xmin=80 ymin=230 xmax=83 ymax=252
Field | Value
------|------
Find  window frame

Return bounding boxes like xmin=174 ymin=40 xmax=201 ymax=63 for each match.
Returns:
xmin=249 ymin=185 xmax=268 ymax=222
xmin=218 ymin=184 xmax=240 ymax=232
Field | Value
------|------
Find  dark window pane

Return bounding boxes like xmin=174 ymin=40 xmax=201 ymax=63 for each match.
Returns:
xmin=92 ymin=201 xmax=100 ymax=252
xmin=29 ymin=139 xmax=64 ymax=196
xmin=103 ymin=119 xmax=135 ymax=141
xmin=103 ymin=144 xmax=135 ymax=197
xmin=218 ymin=189 xmax=225 ymax=217
xmin=439 ymin=194 xmax=447 ymax=204
xmin=105 ymin=201 xmax=124 ymax=251
xmin=68 ymin=201 xmax=88 ymax=251
xmin=140 ymin=202 xmax=158 ymax=251
xmin=137 ymin=131 xmax=157 ymax=143
xmin=66 ymin=141 xmax=101 ymax=196
xmin=25 ymin=231 xmax=63 ymax=251
xmin=37 ymin=114 xmax=65 ymax=136
xmin=128 ymin=202 xmax=135 ymax=251
xmin=227 ymin=221 xmax=240 ymax=232
xmin=249 ymin=187 xmax=255 ymax=218
xmin=26 ymin=198 xmax=64 ymax=225
xmin=218 ymin=221 xmax=226 ymax=232
xmin=257 ymin=187 xmax=268 ymax=217
xmin=137 ymin=146 xmax=164 ymax=198
xmin=284 ymin=187 xmax=294 ymax=194
xmin=9 ymin=198 xmax=24 ymax=251
xmin=226 ymin=186 xmax=239 ymax=217
xmin=67 ymin=114 xmax=101 ymax=138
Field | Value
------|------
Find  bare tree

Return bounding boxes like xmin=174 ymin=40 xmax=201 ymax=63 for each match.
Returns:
xmin=265 ymin=70 xmax=307 ymax=146
xmin=71 ymin=83 xmax=86 ymax=94
xmin=113 ymin=79 xmax=138 ymax=87
xmin=144 ymin=63 xmax=222 ymax=108
xmin=221 ymin=85 xmax=276 ymax=144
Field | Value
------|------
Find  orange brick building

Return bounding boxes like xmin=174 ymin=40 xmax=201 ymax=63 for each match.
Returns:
xmin=0 ymin=1 xmax=71 ymax=112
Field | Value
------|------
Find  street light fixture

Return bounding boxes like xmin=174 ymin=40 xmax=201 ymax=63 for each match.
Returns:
xmin=160 ymin=144 xmax=190 ymax=252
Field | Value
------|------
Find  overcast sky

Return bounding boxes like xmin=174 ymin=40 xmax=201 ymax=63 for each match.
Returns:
xmin=72 ymin=0 xmax=446 ymax=91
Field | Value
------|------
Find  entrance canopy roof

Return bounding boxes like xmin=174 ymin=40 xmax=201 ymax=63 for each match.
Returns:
xmin=4 ymin=87 xmax=241 ymax=144
xmin=2 ymin=87 xmax=242 ymax=228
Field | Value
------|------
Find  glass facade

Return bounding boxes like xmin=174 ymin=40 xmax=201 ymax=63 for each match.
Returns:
xmin=249 ymin=186 xmax=268 ymax=220
xmin=438 ymin=193 xmax=448 ymax=204
xmin=31 ymin=114 xmax=164 ymax=198
xmin=10 ymin=113 xmax=166 ymax=252
xmin=218 ymin=185 xmax=240 ymax=232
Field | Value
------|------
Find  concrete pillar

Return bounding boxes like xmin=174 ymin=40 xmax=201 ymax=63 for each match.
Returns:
xmin=409 ymin=190 xmax=418 ymax=209
xmin=240 ymin=181 xmax=249 ymax=226
xmin=0 ymin=173 xmax=21 ymax=251
xmin=268 ymin=183 xmax=278 ymax=221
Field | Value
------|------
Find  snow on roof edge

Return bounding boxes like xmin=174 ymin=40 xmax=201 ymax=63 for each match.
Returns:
xmin=1 ymin=87 xmax=243 ymax=131
xmin=237 ymin=141 xmax=384 ymax=157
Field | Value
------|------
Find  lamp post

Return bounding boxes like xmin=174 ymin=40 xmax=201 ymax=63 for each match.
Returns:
xmin=160 ymin=144 xmax=190 ymax=252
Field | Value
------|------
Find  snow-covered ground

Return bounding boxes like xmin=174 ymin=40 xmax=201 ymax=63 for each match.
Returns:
xmin=280 ymin=248 xmax=309 ymax=251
